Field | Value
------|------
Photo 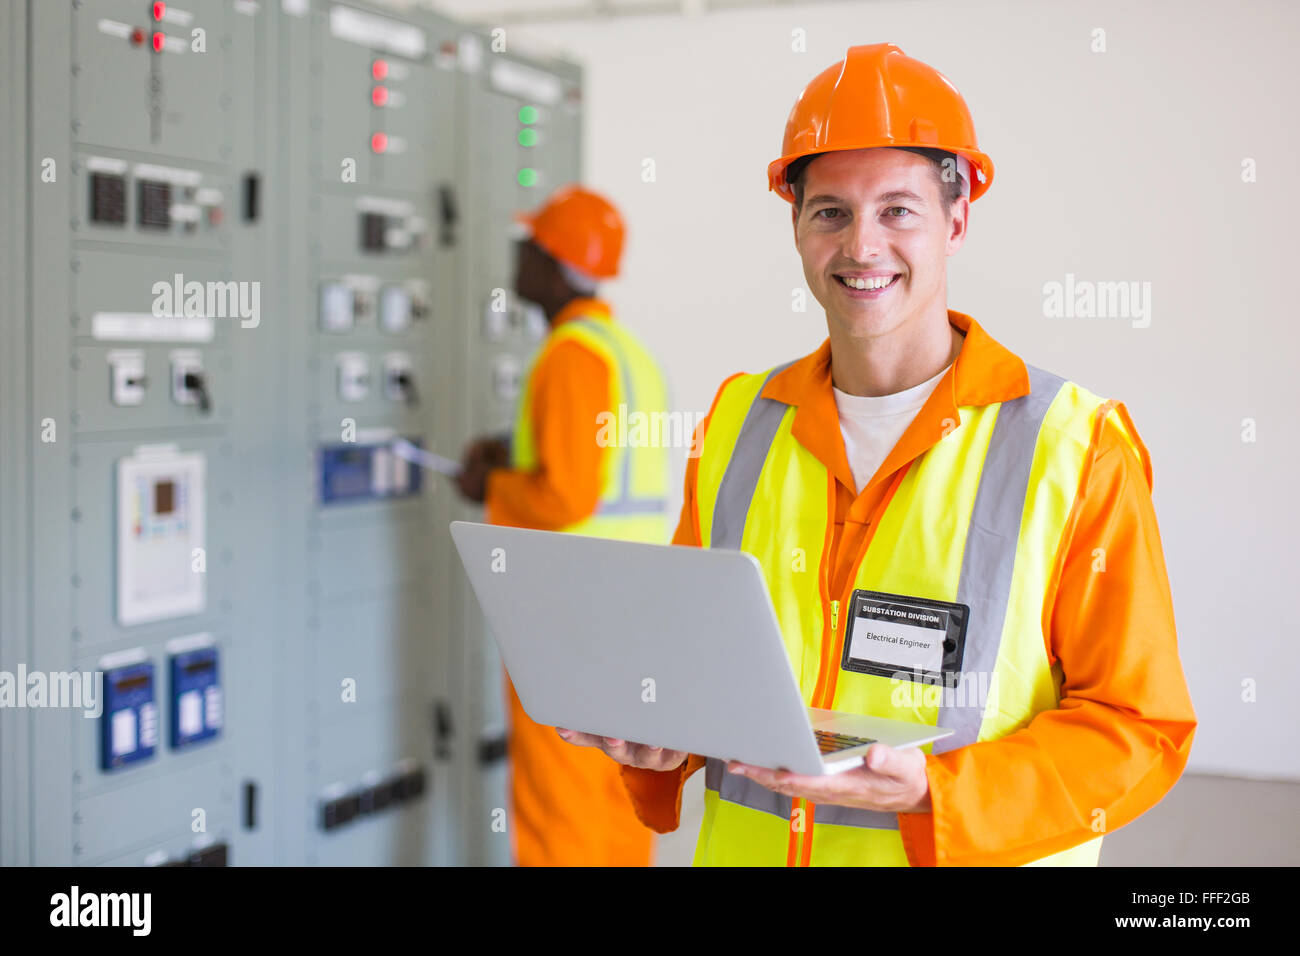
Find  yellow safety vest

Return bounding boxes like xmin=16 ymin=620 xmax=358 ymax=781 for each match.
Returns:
xmin=691 ymin=361 xmax=1144 ymax=866
xmin=512 ymin=313 xmax=672 ymax=544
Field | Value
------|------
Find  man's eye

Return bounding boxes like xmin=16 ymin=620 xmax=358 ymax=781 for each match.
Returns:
xmin=885 ymin=207 xmax=912 ymax=218
xmin=814 ymin=208 xmax=842 ymax=220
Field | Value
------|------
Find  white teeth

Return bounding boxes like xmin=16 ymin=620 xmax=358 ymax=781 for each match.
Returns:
xmin=841 ymin=275 xmax=895 ymax=290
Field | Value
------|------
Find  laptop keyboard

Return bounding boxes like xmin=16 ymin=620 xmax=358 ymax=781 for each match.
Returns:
xmin=815 ymin=730 xmax=877 ymax=755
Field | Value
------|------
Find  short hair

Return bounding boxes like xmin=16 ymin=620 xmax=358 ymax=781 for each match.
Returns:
xmin=788 ymin=147 xmax=965 ymax=216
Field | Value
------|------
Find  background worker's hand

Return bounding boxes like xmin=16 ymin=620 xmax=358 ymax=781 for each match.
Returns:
xmin=555 ymin=728 xmax=689 ymax=772
xmin=456 ymin=436 xmax=510 ymax=503
xmin=727 ymin=742 xmax=932 ymax=814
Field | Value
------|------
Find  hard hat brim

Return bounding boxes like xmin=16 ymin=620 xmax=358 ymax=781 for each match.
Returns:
xmin=768 ymin=144 xmax=994 ymax=204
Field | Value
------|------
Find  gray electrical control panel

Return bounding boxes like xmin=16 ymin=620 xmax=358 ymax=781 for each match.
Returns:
xmin=0 ymin=0 xmax=583 ymax=867
xmin=445 ymin=34 xmax=585 ymax=866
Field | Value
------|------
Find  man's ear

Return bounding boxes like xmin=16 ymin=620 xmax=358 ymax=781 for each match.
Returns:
xmin=791 ymin=204 xmax=800 ymax=252
xmin=945 ymin=196 xmax=970 ymax=257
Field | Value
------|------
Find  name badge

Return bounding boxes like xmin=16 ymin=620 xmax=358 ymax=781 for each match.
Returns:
xmin=839 ymin=589 xmax=969 ymax=685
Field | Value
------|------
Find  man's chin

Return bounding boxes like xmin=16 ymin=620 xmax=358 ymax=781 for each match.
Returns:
xmin=828 ymin=306 xmax=903 ymax=339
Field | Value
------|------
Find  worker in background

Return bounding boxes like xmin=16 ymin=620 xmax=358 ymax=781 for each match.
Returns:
xmin=456 ymin=184 xmax=672 ymax=866
xmin=558 ymin=44 xmax=1197 ymax=866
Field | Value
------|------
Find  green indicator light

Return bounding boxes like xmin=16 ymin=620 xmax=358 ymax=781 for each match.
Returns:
xmin=518 ymin=128 xmax=538 ymax=147
xmin=518 ymin=168 xmax=538 ymax=187
xmin=518 ymin=106 xmax=539 ymax=125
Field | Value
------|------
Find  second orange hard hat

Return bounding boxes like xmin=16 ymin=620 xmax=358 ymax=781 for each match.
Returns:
xmin=514 ymin=185 xmax=625 ymax=280
xmin=768 ymin=43 xmax=994 ymax=204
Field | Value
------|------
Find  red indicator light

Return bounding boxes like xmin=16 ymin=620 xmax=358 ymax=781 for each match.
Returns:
xmin=372 ymin=86 xmax=389 ymax=107
xmin=131 ymin=27 xmax=145 ymax=46
xmin=153 ymin=2 xmax=165 ymax=20
xmin=371 ymin=132 xmax=388 ymax=153
xmin=152 ymin=31 xmax=165 ymax=52
xmin=372 ymin=59 xmax=389 ymax=81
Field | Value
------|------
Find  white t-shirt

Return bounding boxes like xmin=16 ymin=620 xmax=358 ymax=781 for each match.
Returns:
xmin=832 ymin=363 xmax=952 ymax=495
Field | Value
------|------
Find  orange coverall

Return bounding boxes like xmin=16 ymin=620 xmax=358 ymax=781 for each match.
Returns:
xmin=620 ymin=309 xmax=1198 ymax=866
xmin=485 ymin=297 xmax=655 ymax=867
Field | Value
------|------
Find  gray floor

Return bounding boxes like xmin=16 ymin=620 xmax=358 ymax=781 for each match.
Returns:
xmin=651 ymin=772 xmax=1300 ymax=866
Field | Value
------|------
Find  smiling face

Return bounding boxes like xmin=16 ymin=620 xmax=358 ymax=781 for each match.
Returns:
xmin=793 ymin=147 xmax=968 ymax=345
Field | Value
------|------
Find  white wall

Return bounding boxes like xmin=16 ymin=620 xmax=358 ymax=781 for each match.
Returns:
xmin=504 ymin=0 xmax=1300 ymax=780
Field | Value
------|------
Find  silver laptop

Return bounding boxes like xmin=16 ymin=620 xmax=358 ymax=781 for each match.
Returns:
xmin=449 ymin=521 xmax=952 ymax=776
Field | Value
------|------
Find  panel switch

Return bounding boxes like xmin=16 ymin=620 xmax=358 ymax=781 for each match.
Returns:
xmin=383 ymin=352 xmax=415 ymax=404
xmin=491 ymin=356 xmax=522 ymax=401
xmin=108 ymin=350 xmax=147 ymax=406
xmin=379 ymin=285 xmax=411 ymax=333
xmin=170 ymin=350 xmax=209 ymax=412
xmin=320 ymin=281 xmax=354 ymax=333
xmin=336 ymin=352 xmax=370 ymax=402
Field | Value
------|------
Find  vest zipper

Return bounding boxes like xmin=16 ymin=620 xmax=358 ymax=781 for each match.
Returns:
xmin=830 ymin=599 xmax=839 ymax=643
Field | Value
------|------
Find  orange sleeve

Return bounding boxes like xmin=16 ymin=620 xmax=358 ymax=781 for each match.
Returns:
xmin=897 ymin=404 xmax=1197 ymax=866
xmin=484 ymin=340 xmax=610 ymax=530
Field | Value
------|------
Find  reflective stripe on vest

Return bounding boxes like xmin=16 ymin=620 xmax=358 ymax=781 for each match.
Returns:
xmin=511 ymin=315 xmax=671 ymax=541
xmin=568 ymin=318 xmax=669 ymax=517
xmin=691 ymin=361 xmax=1117 ymax=865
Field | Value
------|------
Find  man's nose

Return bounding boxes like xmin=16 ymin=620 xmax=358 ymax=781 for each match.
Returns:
xmin=842 ymin=211 xmax=885 ymax=263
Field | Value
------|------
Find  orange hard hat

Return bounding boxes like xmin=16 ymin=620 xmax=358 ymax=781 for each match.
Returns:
xmin=767 ymin=43 xmax=994 ymax=204
xmin=513 ymin=184 xmax=625 ymax=279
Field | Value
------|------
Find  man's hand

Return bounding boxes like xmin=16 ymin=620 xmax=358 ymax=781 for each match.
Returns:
xmin=727 ymin=743 xmax=932 ymax=814
xmin=456 ymin=437 xmax=510 ymax=503
xmin=555 ymin=728 xmax=689 ymax=772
